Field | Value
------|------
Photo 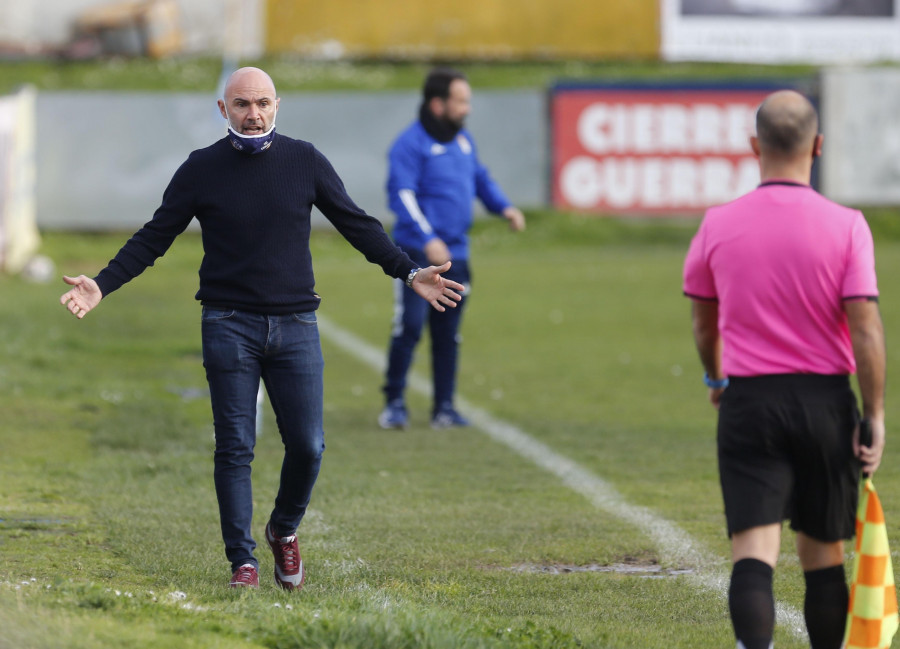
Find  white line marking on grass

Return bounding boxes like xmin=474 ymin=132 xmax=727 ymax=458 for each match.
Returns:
xmin=317 ymin=314 xmax=807 ymax=641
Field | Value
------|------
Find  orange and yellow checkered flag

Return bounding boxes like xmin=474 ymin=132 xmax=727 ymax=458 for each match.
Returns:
xmin=844 ymin=477 xmax=899 ymax=649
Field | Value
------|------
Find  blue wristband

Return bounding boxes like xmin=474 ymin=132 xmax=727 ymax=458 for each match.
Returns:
xmin=703 ymin=373 xmax=729 ymax=389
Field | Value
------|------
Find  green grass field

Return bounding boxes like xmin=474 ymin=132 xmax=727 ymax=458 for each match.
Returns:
xmin=2 ymin=211 xmax=900 ymax=648
xmin=0 ymin=57 xmax=821 ymax=94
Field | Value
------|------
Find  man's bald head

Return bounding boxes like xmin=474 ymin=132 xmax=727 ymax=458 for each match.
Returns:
xmin=755 ymin=90 xmax=819 ymax=159
xmin=223 ymin=67 xmax=277 ymax=101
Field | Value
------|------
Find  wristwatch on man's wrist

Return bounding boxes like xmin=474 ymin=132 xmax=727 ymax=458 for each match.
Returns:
xmin=406 ymin=267 xmax=422 ymax=288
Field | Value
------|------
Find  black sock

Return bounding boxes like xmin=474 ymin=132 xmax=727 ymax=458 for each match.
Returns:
xmin=729 ymin=558 xmax=775 ymax=649
xmin=804 ymin=564 xmax=848 ymax=649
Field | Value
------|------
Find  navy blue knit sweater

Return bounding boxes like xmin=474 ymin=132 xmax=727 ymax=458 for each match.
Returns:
xmin=94 ymin=133 xmax=415 ymax=314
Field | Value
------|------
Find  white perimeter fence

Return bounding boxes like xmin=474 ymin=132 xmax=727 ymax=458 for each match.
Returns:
xmin=4 ymin=66 xmax=900 ymax=258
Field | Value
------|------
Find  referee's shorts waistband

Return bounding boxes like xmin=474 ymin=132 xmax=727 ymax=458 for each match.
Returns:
xmin=728 ymin=374 xmax=850 ymax=392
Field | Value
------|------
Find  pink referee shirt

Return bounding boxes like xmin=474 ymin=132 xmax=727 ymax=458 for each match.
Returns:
xmin=683 ymin=181 xmax=879 ymax=377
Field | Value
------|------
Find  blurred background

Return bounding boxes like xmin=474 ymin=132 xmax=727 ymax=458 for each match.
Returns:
xmin=1 ymin=0 xmax=899 ymax=278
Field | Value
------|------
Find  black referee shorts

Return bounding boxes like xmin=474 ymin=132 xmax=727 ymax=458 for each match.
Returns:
xmin=717 ymin=374 xmax=861 ymax=542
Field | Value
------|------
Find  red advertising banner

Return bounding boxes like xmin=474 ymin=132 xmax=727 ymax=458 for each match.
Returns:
xmin=551 ymin=86 xmax=774 ymax=215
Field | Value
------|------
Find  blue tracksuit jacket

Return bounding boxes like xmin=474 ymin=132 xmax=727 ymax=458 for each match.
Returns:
xmin=386 ymin=121 xmax=511 ymax=261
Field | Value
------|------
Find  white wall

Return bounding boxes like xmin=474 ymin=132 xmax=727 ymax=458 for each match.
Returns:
xmin=35 ymin=90 xmax=546 ymax=230
xmin=0 ymin=0 xmax=263 ymax=57
xmin=821 ymin=67 xmax=900 ymax=205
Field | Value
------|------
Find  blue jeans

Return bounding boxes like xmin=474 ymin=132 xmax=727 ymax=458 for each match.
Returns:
xmin=383 ymin=255 xmax=470 ymax=412
xmin=201 ymin=307 xmax=325 ymax=571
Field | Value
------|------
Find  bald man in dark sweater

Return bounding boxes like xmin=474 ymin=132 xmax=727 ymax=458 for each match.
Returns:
xmin=60 ymin=67 xmax=463 ymax=590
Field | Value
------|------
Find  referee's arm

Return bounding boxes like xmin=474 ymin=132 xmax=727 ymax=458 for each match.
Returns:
xmin=845 ymin=298 xmax=887 ymax=474
xmin=690 ymin=299 xmax=725 ymax=408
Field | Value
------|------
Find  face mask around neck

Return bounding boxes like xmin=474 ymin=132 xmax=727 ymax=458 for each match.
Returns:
xmin=225 ymin=110 xmax=277 ymax=154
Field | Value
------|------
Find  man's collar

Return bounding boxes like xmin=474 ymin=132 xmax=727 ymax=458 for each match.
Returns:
xmin=758 ymin=179 xmax=809 ymax=188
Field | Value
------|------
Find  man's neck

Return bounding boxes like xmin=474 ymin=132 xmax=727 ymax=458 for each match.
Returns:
xmin=758 ymin=162 xmax=812 ymax=186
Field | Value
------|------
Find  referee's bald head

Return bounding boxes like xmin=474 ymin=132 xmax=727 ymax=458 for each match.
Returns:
xmin=755 ymin=90 xmax=819 ymax=159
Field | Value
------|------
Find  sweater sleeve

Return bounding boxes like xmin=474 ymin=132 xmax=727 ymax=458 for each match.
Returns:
xmin=93 ymin=160 xmax=196 ymax=297
xmin=312 ymin=147 xmax=415 ymax=279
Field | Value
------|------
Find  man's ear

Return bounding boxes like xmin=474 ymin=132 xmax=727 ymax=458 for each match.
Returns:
xmin=749 ymin=135 xmax=761 ymax=158
xmin=217 ymin=99 xmax=227 ymax=120
xmin=812 ymin=133 xmax=824 ymax=158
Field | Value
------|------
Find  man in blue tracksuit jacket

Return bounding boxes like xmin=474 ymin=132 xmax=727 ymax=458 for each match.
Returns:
xmin=379 ymin=68 xmax=526 ymax=430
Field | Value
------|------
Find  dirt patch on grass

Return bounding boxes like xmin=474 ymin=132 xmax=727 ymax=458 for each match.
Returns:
xmin=498 ymin=555 xmax=694 ymax=577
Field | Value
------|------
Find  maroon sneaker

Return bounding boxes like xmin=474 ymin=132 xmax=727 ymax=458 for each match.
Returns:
xmin=229 ymin=563 xmax=259 ymax=588
xmin=265 ymin=522 xmax=305 ymax=591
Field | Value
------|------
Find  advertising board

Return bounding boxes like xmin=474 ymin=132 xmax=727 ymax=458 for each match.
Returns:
xmin=551 ymin=84 xmax=782 ymax=215
xmin=661 ymin=0 xmax=900 ymax=64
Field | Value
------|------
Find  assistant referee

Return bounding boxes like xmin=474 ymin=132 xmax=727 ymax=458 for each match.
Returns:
xmin=683 ymin=90 xmax=886 ymax=649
